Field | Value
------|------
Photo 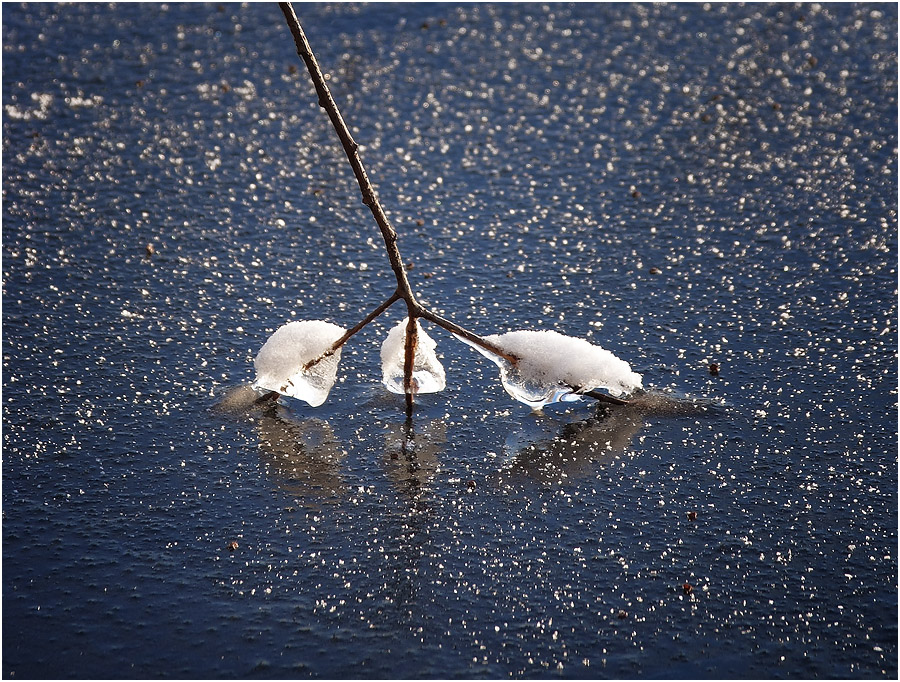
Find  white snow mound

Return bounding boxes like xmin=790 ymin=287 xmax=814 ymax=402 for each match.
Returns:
xmin=463 ymin=329 xmax=642 ymax=408
xmin=381 ymin=318 xmax=446 ymax=394
xmin=253 ymin=320 xmax=346 ymax=407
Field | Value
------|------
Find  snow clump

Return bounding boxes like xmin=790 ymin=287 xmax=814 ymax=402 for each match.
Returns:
xmin=253 ymin=320 xmax=346 ymax=406
xmin=381 ymin=318 xmax=446 ymax=394
xmin=462 ymin=329 xmax=642 ymax=409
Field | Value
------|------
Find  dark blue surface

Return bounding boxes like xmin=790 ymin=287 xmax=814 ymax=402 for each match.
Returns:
xmin=3 ymin=3 xmax=897 ymax=678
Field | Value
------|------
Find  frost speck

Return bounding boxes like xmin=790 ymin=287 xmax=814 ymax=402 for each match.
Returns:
xmin=4 ymin=92 xmax=53 ymax=120
xmin=381 ymin=319 xmax=446 ymax=394
xmin=461 ymin=330 xmax=642 ymax=408
xmin=253 ymin=320 xmax=346 ymax=406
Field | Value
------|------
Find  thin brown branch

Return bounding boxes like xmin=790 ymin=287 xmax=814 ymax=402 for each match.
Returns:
xmin=583 ymin=389 xmax=630 ymax=406
xmin=418 ymin=308 xmax=519 ymax=366
xmin=281 ymin=1 xmax=427 ymax=399
xmin=423 ymin=311 xmax=629 ymax=405
xmin=279 ymin=2 xmax=417 ymax=310
xmin=402 ymin=316 xmax=419 ymax=395
xmin=302 ymin=292 xmax=400 ymax=371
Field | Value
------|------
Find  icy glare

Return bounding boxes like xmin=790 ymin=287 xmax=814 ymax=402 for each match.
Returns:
xmin=381 ymin=318 xmax=446 ymax=394
xmin=253 ymin=320 xmax=346 ymax=407
xmin=460 ymin=330 xmax=642 ymax=409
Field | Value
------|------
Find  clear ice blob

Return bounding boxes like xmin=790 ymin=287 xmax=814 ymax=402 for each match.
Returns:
xmin=253 ymin=320 xmax=347 ymax=407
xmin=458 ymin=329 xmax=642 ymax=409
xmin=381 ymin=318 xmax=446 ymax=394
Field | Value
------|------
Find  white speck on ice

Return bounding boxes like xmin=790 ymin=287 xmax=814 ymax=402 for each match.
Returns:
xmin=65 ymin=94 xmax=103 ymax=108
xmin=253 ymin=320 xmax=346 ymax=406
xmin=381 ymin=318 xmax=446 ymax=395
xmin=4 ymin=92 xmax=53 ymax=120
xmin=460 ymin=330 xmax=642 ymax=408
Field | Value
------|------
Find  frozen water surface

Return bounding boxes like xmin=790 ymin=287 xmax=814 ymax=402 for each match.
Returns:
xmin=3 ymin=3 xmax=897 ymax=679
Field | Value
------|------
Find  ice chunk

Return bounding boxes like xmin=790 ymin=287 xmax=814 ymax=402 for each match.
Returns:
xmin=459 ymin=330 xmax=642 ymax=409
xmin=253 ymin=320 xmax=346 ymax=407
xmin=381 ymin=318 xmax=446 ymax=394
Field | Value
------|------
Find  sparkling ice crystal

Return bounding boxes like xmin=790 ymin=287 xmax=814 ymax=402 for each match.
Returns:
xmin=381 ymin=318 xmax=446 ymax=394
xmin=253 ymin=320 xmax=346 ymax=407
xmin=460 ymin=330 xmax=642 ymax=408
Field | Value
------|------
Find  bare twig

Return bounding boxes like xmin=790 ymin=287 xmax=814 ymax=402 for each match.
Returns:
xmin=583 ymin=389 xmax=630 ymax=406
xmin=418 ymin=308 xmax=519 ymax=365
xmin=279 ymin=3 xmax=416 ymax=309
xmin=279 ymin=2 xmax=517 ymax=398
xmin=301 ymin=291 xmax=400 ymax=371
xmin=402 ymin=317 xmax=418 ymax=412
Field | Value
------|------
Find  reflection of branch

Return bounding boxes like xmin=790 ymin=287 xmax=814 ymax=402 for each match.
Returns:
xmin=497 ymin=393 xmax=717 ymax=485
xmin=213 ymin=385 xmax=347 ymax=504
xmin=256 ymin=413 xmax=347 ymax=504
xmin=383 ymin=417 xmax=447 ymax=496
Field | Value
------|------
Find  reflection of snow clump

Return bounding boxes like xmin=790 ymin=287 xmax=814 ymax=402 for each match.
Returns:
xmin=463 ymin=330 xmax=642 ymax=409
xmin=253 ymin=320 xmax=346 ymax=406
xmin=381 ymin=318 xmax=446 ymax=394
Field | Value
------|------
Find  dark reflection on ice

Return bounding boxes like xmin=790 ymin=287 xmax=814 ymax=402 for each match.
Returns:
xmin=383 ymin=417 xmax=447 ymax=497
xmin=500 ymin=406 xmax=644 ymax=485
xmin=256 ymin=414 xmax=346 ymax=504
xmin=214 ymin=385 xmax=347 ymax=504
xmin=498 ymin=392 xmax=717 ymax=485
